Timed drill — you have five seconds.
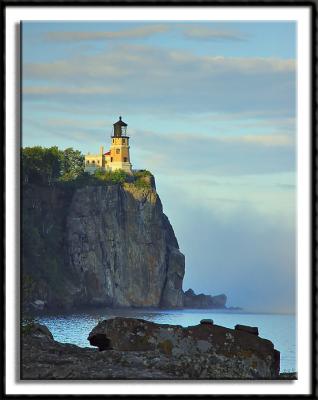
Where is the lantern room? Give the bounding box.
[113,116,128,138]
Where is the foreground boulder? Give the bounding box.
[183,288,227,308]
[88,317,280,379]
[21,320,282,380]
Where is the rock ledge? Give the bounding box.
[21,320,283,380]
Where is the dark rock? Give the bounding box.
[211,294,227,307]
[31,300,46,311]
[185,288,195,296]
[22,182,185,310]
[200,319,214,325]
[235,324,259,336]
[278,372,297,380]
[25,323,54,340]
[160,248,185,308]
[22,321,281,380]
[22,326,172,379]
[87,317,280,379]
[183,288,227,309]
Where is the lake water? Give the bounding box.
[37,308,296,373]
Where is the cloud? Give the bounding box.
[24,46,295,80]
[45,25,169,42]
[23,44,296,117]
[202,55,295,73]
[133,129,295,176]
[23,116,105,145]
[23,58,124,79]
[195,111,295,123]
[220,134,294,146]
[45,117,108,129]
[23,86,120,95]
[184,26,248,41]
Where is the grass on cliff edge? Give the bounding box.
[63,170,153,189]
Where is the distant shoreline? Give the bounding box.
[25,305,300,318]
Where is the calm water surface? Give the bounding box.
[37,308,296,373]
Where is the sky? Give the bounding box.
[22,21,296,313]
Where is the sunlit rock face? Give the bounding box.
[66,182,185,308]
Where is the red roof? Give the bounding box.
[104,151,111,156]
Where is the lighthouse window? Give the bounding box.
[97,160,99,164]
[124,157,127,162]
[111,157,113,162]
[116,148,120,154]
[92,160,95,164]
[122,139,125,144]
[87,160,89,164]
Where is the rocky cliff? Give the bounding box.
[67,182,185,308]
[183,289,227,308]
[22,176,185,310]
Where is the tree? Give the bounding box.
[60,148,84,180]
[22,146,61,185]
[22,146,85,184]
[43,146,61,185]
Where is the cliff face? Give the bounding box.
[66,183,185,308]
[22,179,185,310]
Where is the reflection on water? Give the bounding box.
[37,308,296,373]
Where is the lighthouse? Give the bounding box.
[84,116,133,175]
[109,116,132,174]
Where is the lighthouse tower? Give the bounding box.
[109,116,132,174]
[84,116,133,175]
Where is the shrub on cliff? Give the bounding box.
[133,170,154,189]
[62,171,96,187]
[94,169,130,184]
